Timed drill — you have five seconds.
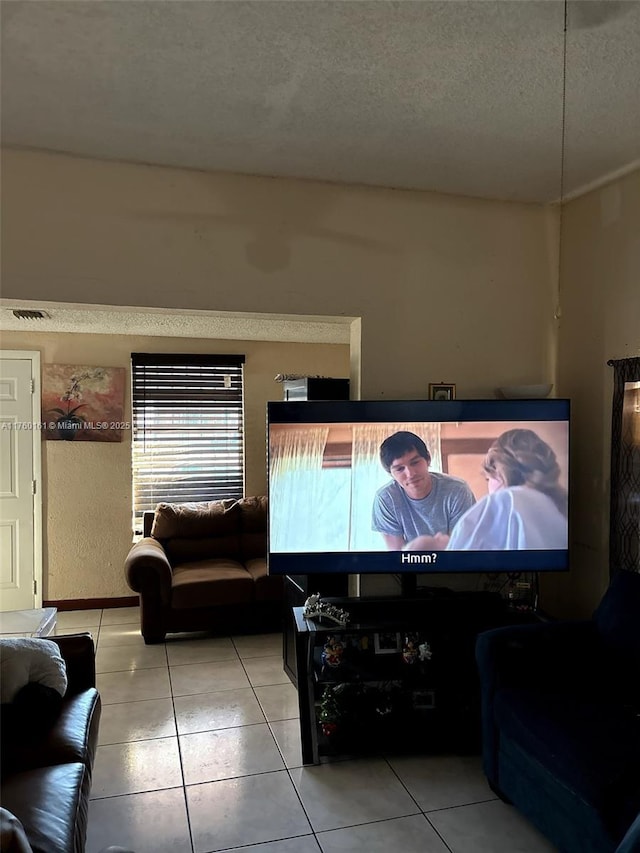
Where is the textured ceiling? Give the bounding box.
[2,0,639,204]
[0,300,353,344]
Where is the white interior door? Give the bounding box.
[0,352,43,611]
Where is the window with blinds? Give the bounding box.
[131,353,245,531]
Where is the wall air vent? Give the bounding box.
[12,309,51,320]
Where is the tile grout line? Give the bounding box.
[92,615,195,851]
[233,636,321,847]
[173,636,294,850]
[165,641,198,853]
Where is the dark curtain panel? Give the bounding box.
[608,357,640,575]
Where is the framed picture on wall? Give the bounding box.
[42,364,126,442]
[429,383,456,401]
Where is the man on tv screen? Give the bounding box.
[372,430,475,550]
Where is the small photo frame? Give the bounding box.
[429,383,456,401]
[412,689,436,710]
[373,631,402,654]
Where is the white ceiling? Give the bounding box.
[2,2,638,344]
[2,0,639,204]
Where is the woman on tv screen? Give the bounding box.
[406,428,568,552]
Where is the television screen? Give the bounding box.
[267,399,570,574]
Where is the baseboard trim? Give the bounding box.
[44,596,138,611]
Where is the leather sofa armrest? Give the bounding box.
[50,633,96,694]
[124,537,173,606]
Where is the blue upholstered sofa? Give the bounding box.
[476,569,640,853]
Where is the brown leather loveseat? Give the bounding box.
[0,633,101,853]
[125,496,283,643]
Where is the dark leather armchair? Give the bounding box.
[125,497,283,643]
[0,633,101,853]
[476,569,640,853]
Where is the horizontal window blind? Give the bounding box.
[131,353,245,530]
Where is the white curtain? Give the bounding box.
[349,422,442,551]
[269,426,350,552]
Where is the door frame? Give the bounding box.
[1,350,43,607]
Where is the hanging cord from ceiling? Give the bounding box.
[554,0,568,322]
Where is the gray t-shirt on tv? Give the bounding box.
[372,472,476,544]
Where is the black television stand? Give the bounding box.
[400,572,418,598]
[293,591,511,764]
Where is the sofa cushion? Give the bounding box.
[0,762,90,853]
[2,689,100,777]
[0,638,68,704]
[152,500,238,539]
[152,501,242,563]
[494,687,640,837]
[245,558,283,602]
[165,535,242,566]
[171,560,254,608]
[238,496,268,561]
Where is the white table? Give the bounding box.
[0,607,57,638]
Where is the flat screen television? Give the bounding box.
[267,398,570,575]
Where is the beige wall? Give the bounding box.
[2,147,570,606]
[2,149,557,401]
[542,169,640,617]
[0,329,349,600]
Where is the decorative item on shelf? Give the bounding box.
[321,635,345,670]
[318,686,341,736]
[402,633,420,665]
[418,641,433,662]
[429,382,456,401]
[303,594,349,626]
[374,692,394,717]
[344,633,369,659]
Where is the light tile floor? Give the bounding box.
[56,607,558,853]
